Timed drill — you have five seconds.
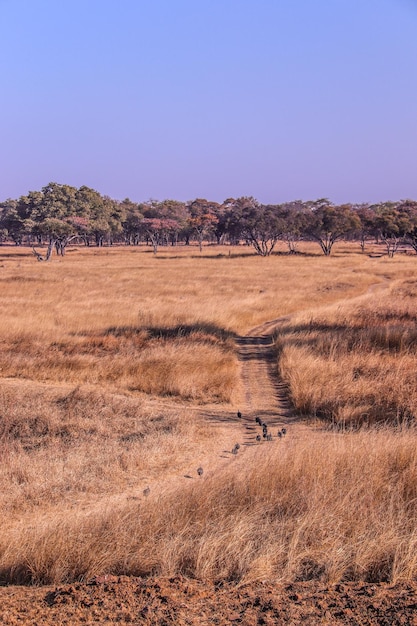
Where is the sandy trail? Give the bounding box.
[184,315,301,486]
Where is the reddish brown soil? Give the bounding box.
[1,576,417,625]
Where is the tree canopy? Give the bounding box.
[1,183,417,258]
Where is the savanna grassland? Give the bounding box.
[1,240,417,606]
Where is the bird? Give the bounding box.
[266,434,273,441]
[256,434,261,442]
[143,486,150,497]
[234,443,240,450]
[232,443,240,455]
[237,410,242,419]
[255,417,262,426]
[277,431,282,439]
[197,467,203,476]
[262,424,268,435]
[281,427,287,436]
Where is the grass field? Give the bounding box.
[276,280,417,427]
[1,242,417,585]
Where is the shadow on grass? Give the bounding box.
[154,251,256,260]
[154,250,321,260]
[103,322,238,342]
[276,319,417,353]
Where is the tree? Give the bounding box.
[121,199,144,245]
[32,217,76,259]
[141,217,179,254]
[187,199,220,252]
[141,200,186,252]
[74,186,103,245]
[0,199,28,245]
[372,202,411,257]
[84,191,116,246]
[156,200,188,246]
[278,201,309,254]
[354,204,376,253]
[398,200,417,254]
[221,198,242,245]
[232,197,283,256]
[212,202,230,245]
[106,196,125,244]
[18,183,78,257]
[304,200,361,256]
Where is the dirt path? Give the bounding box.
[196,277,392,477]
[186,315,302,485]
[237,317,297,425]
[93,316,298,508]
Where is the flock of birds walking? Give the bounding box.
[254,415,287,441]
[196,410,287,478]
[143,410,288,493]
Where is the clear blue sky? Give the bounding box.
[1,0,416,205]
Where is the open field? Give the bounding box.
[1,242,417,622]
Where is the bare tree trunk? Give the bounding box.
[32,241,54,261]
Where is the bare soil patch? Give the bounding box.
[1,576,417,625]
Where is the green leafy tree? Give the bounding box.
[372,202,412,257]
[354,204,377,253]
[275,201,309,254]
[397,200,417,254]
[304,200,361,256]
[0,199,27,244]
[16,183,78,257]
[85,192,117,246]
[232,197,283,256]
[121,199,144,245]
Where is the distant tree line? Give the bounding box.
[1,182,417,258]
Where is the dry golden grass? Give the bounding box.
[276,279,417,426]
[0,243,381,401]
[0,242,386,336]
[0,383,209,520]
[3,428,417,585]
[1,242,417,586]
[0,326,237,402]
